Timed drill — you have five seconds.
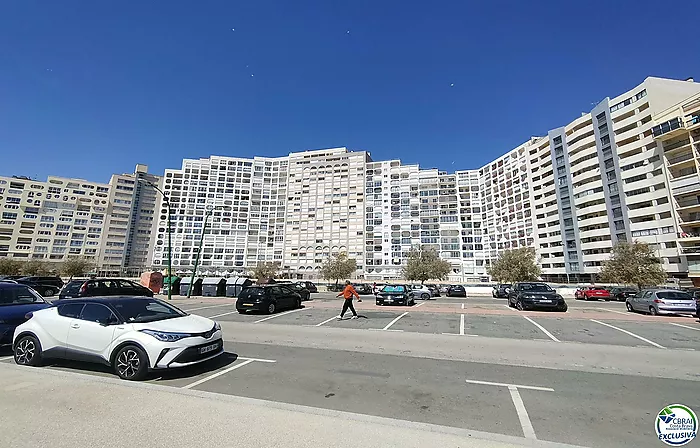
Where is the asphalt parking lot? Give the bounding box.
[2,293,699,448]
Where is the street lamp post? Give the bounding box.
[188,205,214,298]
[138,178,172,301]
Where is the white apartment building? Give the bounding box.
[99,164,161,276]
[0,175,111,265]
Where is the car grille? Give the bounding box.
[171,339,223,364]
[191,324,218,340]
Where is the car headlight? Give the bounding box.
[214,322,221,332]
[140,329,192,342]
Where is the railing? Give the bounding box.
[653,117,683,137]
[664,138,691,152]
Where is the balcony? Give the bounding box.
[653,117,685,141]
[670,174,700,195]
[688,260,700,276]
[666,150,696,167]
[664,138,692,154]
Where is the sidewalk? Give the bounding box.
[0,363,586,448]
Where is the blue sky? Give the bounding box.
[1,0,698,182]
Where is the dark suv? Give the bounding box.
[18,276,64,289]
[59,278,154,299]
[508,282,567,312]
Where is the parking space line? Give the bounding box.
[590,319,666,349]
[508,386,537,440]
[460,314,465,336]
[183,303,236,312]
[670,323,700,332]
[521,316,560,342]
[382,312,408,330]
[254,308,304,323]
[237,357,277,363]
[0,356,14,362]
[465,379,554,392]
[208,310,242,319]
[461,303,465,310]
[315,316,339,327]
[596,308,628,315]
[413,301,427,308]
[181,359,255,389]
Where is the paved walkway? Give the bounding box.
[0,363,586,448]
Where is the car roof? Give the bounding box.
[53,296,157,305]
[0,282,30,288]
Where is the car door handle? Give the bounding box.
[70,323,80,329]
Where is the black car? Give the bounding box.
[446,285,467,297]
[352,283,373,295]
[13,278,62,298]
[59,278,154,299]
[287,283,311,301]
[492,284,511,298]
[375,284,415,306]
[236,285,303,314]
[18,276,64,289]
[508,282,567,312]
[327,283,345,292]
[296,281,318,293]
[0,283,51,345]
[425,284,441,297]
[608,287,638,302]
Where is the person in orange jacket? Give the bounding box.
[336,280,361,319]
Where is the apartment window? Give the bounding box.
[610,194,621,205]
[614,220,625,231]
[601,135,610,146]
[606,171,616,181]
[569,262,580,272]
[612,207,622,218]
[553,136,562,145]
[604,158,614,170]
[616,233,627,242]
[558,177,567,186]
[563,218,573,227]
[557,166,566,175]
[556,156,565,166]
[562,206,572,217]
[608,182,618,194]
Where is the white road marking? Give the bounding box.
[382,312,408,330]
[181,359,255,389]
[208,310,242,319]
[521,316,560,342]
[464,379,554,392]
[0,356,14,362]
[509,386,537,440]
[413,301,427,308]
[670,322,700,332]
[183,303,236,312]
[237,357,277,363]
[460,314,465,336]
[315,316,339,327]
[596,307,628,315]
[254,307,305,323]
[590,319,665,349]
[4,381,34,391]
[461,303,465,310]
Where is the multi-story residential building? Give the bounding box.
[99,164,161,276]
[0,175,111,265]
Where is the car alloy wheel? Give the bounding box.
[626,302,633,312]
[516,300,524,311]
[267,303,276,314]
[649,306,658,316]
[14,335,41,366]
[116,349,141,379]
[421,293,430,300]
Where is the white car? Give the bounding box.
[13,297,223,381]
[410,285,433,300]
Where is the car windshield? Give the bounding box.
[521,284,552,292]
[657,291,693,300]
[382,286,405,293]
[111,299,186,323]
[0,285,46,305]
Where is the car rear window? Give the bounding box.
[242,287,267,296]
[657,292,693,300]
[62,281,84,294]
[383,285,405,292]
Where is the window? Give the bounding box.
[80,303,117,325]
[0,285,45,305]
[58,303,85,318]
[608,183,618,193]
[614,220,625,231]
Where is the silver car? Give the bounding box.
[626,289,696,316]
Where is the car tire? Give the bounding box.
[421,293,430,300]
[492,292,497,298]
[14,334,43,367]
[113,345,148,381]
[296,298,302,309]
[626,302,633,312]
[508,299,515,308]
[649,306,658,316]
[238,309,246,314]
[516,300,524,311]
[558,303,568,312]
[267,303,276,314]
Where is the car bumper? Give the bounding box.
[522,300,565,309]
[376,297,409,305]
[448,292,466,297]
[236,301,266,311]
[148,334,225,369]
[0,325,15,345]
[656,306,697,315]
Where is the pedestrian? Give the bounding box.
[336,280,361,320]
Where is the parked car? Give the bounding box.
[236,285,303,314]
[59,278,154,299]
[376,285,415,306]
[508,282,567,312]
[574,286,611,301]
[0,283,52,345]
[327,283,345,292]
[492,284,511,298]
[18,276,64,290]
[10,277,62,297]
[288,283,311,301]
[446,285,467,297]
[296,281,317,293]
[608,287,638,302]
[352,283,373,295]
[626,289,696,316]
[439,285,450,294]
[13,297,223,381]
[425,284,441,297]
[410,285,434,300]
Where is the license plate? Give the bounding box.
[242,303,254,307]
[539,299,552,303]
[200,343,219,354]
